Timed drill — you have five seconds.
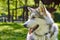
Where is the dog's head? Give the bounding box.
[23,1,48,28]
[23,7,40,28]
[23,2,51,35]
[23,6,47,28]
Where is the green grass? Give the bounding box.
[0,22,60,40]
[0,22,28,40]
[57,23,60,40]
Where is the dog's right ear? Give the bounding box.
[27,7,35,12]
[36,1,45,12]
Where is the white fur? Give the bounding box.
[43,8,54,25]
[27,33,34,40]
[46,23,58,40]
[41,7,58,40]
[24,7,58,40]
[25,18,49,40]
[24,10,49,40]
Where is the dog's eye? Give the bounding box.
[32,16,35,19]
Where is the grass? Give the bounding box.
[0,22,28,40]
[57,23,60,40]
[0,22,60,40]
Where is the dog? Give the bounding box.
[24,7,49,40]
[23,1,58,40]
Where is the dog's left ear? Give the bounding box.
[27,7,35,12]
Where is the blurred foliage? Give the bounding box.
[54,12,60,22]
[0,0,60,21]
[0,0,35,17]
[0,0,60,16]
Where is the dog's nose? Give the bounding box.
[23,24,27,28]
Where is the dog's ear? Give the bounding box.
[39,1,45,12]
[36,6,45,13]
[36,1,45,12]
[36,1,47,16]
[27,7,35,12]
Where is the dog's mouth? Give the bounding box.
[32,24,39,31]
[29,24,39,34]
[30,25,39,31]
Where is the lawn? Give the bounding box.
[0,22,28,40]
[0,22,60,40]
